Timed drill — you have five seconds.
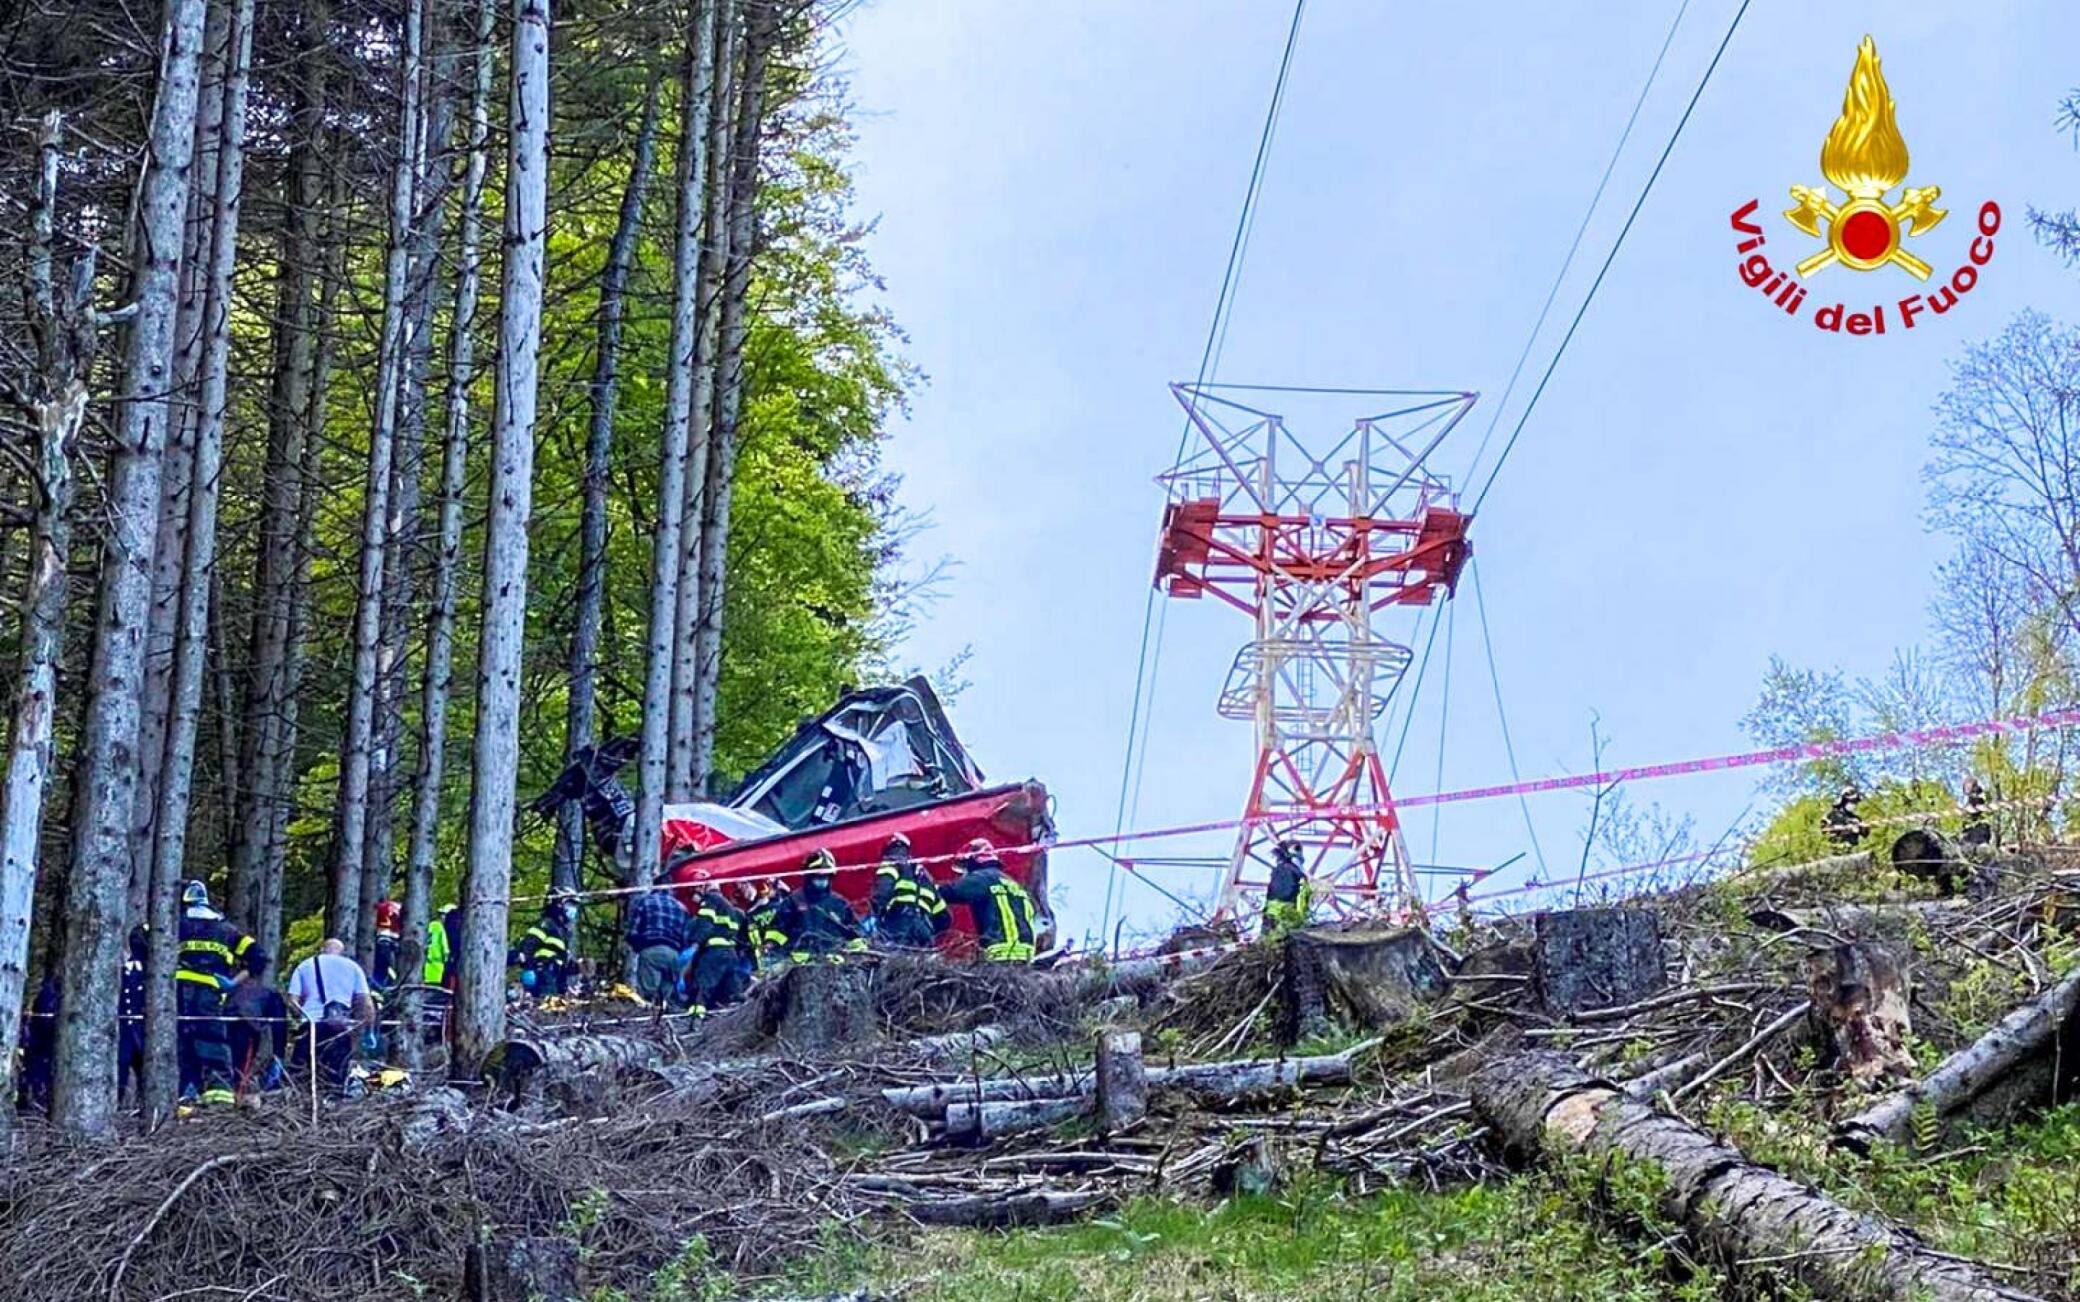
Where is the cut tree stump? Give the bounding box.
[1469,1050,2040,1301]
[1891,828,1968,896]
[1094,1030,1147,1131]
[1281,927,1447,1042]
[1532,908,1665,1016]
[1808,941,1914,1087]
[768,961,878,1052]
[1837,967,2080,1153]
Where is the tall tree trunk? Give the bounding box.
[690,0,777,794]
[362,70,455,966]
[402,0,492,1061]
[144,0,253,1124]
[670,0,736,798]
[0,115,96,1132]
[132,0,229,917]
[331,0,427,955]
[633,1,721,897]
[455,0,547,1079]
[52,0,208,1139]
[554,69,664,893]
[230,0,329,932]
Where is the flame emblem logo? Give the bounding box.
[1784,35,1946,279]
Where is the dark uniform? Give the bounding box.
[16,974,58,1113]
[1822,789,1868,849]
[788,876,865,961]
[1960,780,1993,850]
[177,902,264,1104]
[119,927,147,1101]
[682,890,750,1013]
[873,852,951,951]
[942,860,1039,962]
[748,885,793,969]
[227,974,290,1092]
[1262,844,1313,936]
[510,903,574,996]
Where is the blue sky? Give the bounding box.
[833,1,2080,945]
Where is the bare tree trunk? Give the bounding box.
[52,0,208,1139]
[689,0,777,793]
[131,0,229,918]
[633,2,721,892]
[554,69,663,894]
[145,0,253,1124]
[455,0,548,1079]
[0,115,97,1131]
[669,0,736,797]
[362,66,455,966]
[402,0,493,1060]
[332,0,428,956]
[230,0,329,932]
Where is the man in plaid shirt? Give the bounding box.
[624,886,691,1005]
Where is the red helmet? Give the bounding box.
[958,837,999,872]
[374,899,402,935]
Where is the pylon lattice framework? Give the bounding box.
[1152,383,1477,920]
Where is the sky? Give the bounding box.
[830,1,2080,946]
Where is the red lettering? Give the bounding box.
[1899,295,1926,328]
[1971,234,1994,266]
[1731,199,1763,235]
[1978,201,2001,236]
[1952,264,1978,294]
[1847,312,1873,335]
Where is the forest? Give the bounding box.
[0,0,912,1137]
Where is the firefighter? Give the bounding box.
[872,833,950,951]
[791,850,866,961]
[941,838,1038,963]
[747,879,794,969]
[1262,841,1313,937]
[118,925,147,1102]
[1822,785,1868,849]
[16,971,58,1113]
[177,879,265,1105]
[370,898,402,991]
[682,888,750,1014]
[510,893,577,997]
[1960,777,1993,850]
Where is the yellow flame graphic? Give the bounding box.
[1819,36,1910,200]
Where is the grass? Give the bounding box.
[772,1173,1728,1302]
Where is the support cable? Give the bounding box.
[1469,555,1549,877]
[1470,0,1751,515]
[1461,0,1695,488]
[1102,0,1308,938]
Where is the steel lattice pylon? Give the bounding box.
[1152,383,1477,921]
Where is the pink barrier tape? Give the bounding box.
[504,704,2080,907]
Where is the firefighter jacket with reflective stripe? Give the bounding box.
[874,860,950,946]
[178,908,258,988]
[941,867,1037,960]
[748,891,792,951]
[687,895,748,953]
[512,914,572,973]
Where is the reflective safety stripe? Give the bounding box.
[181,940,234,962]
[176,970,225,987]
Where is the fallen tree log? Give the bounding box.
[1837,968,2080,1154]
[895,1042,1370,1120]
[483,1034,666,1096]
[1469,1050,2039,1301]
[937,1044,1368,1139]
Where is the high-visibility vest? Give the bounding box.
[423,920,451,985]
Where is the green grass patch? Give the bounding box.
[783,1174,1724,1301]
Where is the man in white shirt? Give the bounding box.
[286,939,376,1091]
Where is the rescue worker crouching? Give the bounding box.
[788,850,867,962]
[1261,840,1313,937]
[510,892,577,997]
[680,887,750,1014]
[872,832,950,952]
[177,879,267,1105]
[940,838,1038,962]
[746,880,794,971]
[624,885,692,1005]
